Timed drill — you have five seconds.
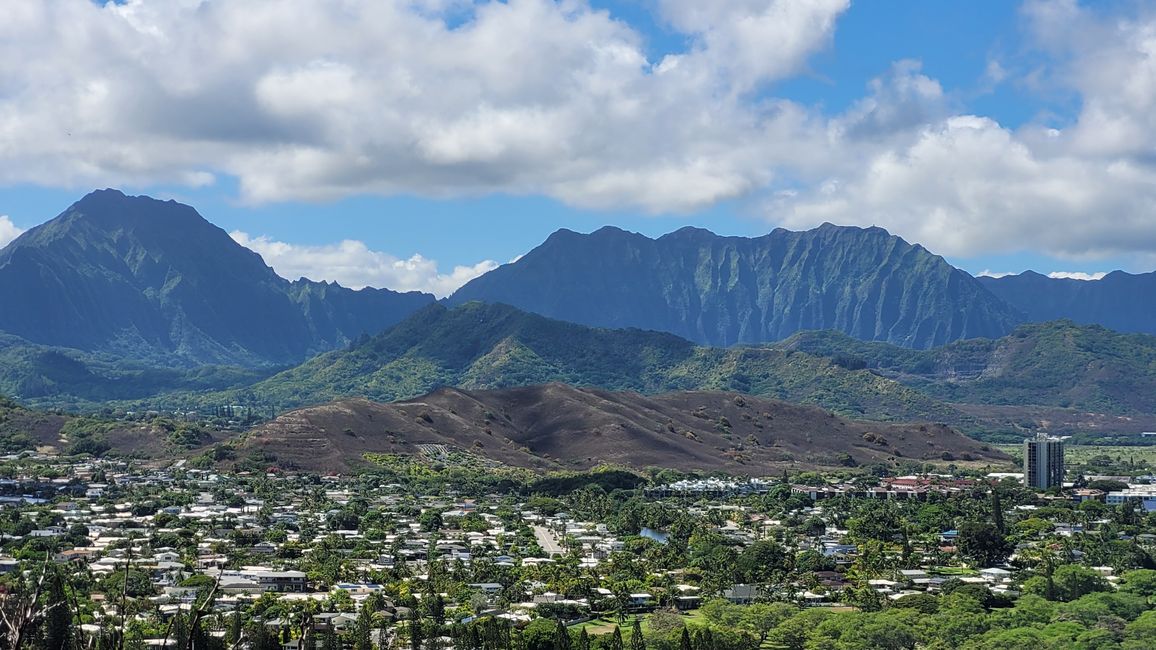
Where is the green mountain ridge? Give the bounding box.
[779,320,1156,416]
[448,223,1023,349]
[235,302,966,425]
[201,306,1156,443]
[0,331,273,407]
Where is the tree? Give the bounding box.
[607,626,624,650]
[737,541,789,582]
[553,620,572,650]
[409,620,423,650]
[768,610,831,650]
[41,571,71,650]
[956,522,1013,568]
[522,618,557,650]
[699,599,743,629]
[1052,565,1111,602]
[1,559,55,650]
[679,627,691,650]
[102,569,155,598]
[1124,610,1156,649]
[419,510,444,532]
[227,610,243,647]
[1023,564,1110,602]
[353,604,374,650]
[249,625,282,650]
[692,628,713,650]
[991,489,1005,535]
[578,628,591,650]
[741,603,796,644]
[629,619,645,650]
[1121,569,1156,598]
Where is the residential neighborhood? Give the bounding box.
[2,449,1156,649]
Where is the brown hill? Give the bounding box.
[240,384,1008,474]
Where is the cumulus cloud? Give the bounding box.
[771,3,1156,263]
[0,216,23,249]
[2,0,1156,268]
[229,231,497,297]
[0,0,846,213]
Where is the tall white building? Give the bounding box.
[1024,433,1065,489]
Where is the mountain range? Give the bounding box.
[3,190,1154,373]
[217,303,1156,441]
[979,271,1156,335]
[449,224,1021,349]
[0,190,1154,446]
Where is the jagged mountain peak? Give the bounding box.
[449,223,1021,348]
[0,190,434,367]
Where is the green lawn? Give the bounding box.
[570,610,706,636]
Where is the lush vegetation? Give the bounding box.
[0,332,274,411]
[209,303,959,426]
[782,321,1156,416]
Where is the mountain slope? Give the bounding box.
[0,394,224,457]
[240,384,1006,474]
[0,190,434,366]
[448,224,1022,349]
[0,331,271,408]
[240,302,964,424]
[979,271,1156,336]
[780,321,1156,436]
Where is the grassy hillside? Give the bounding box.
[235,302,963,425]
[781,320,1156,417]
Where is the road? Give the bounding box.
[532,525,565,556]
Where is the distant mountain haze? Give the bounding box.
[979,271,1156,336]
[0,190,434,366]
[449,224,1023,348]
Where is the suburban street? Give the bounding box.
[532,525,565,556]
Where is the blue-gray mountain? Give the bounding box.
[979,271,1156,336]
[0,190,434,367]
[448,224,1023,349]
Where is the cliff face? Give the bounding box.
[450,223,1022,348]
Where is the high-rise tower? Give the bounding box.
[1024,433,1065,489]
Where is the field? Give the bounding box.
[997,443,1156,474]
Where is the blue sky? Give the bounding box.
[1,0,1153,294]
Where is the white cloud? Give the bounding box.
[0,0,846,214]
[0,216,23,249]
[657,0,850,92]
[977,270,1014,279]
[769,4,1156,264]
[2,0,1156,268]
[1047,271,1107,281]
[229,231,496,297]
